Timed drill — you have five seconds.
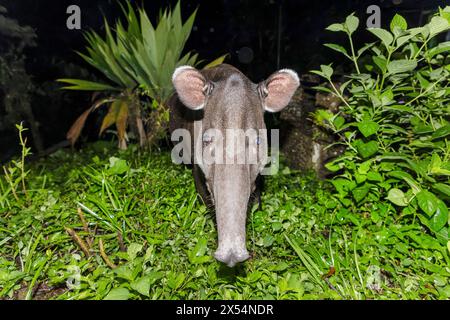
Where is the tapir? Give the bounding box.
[169,64,299,267]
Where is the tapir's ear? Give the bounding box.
[172,66,207,110]
[259,69,300,112]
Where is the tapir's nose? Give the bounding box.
[214,246,250,267]
[213,164,251,267]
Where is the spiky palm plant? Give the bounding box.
[58,1,224,149]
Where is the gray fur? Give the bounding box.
[169,64,298,267]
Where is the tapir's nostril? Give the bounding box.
[214,248,250,267]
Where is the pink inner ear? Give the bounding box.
[173,67,206,109]
[265,71,299,112]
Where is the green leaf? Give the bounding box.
[427,41,450,58]
[431,168,450,176]
[108,157,130,175]
[429,200,448,232]
[357,120,379,137]
[396,35,415,47]
[372,56,387,72]
[386,170,421,194]
[314,109,333,123]
[387,188,409,206]
[312,65,334,79]
[57,79,119,91]
[263,235,275,247]
[345,14,359,34]
[167,272,185,290]
[285,235,324,289]
[432,125,450,140]
[367,171,383,182]
[130,276,151,296]
[352,185,370,202]
[416,72,430,89]
[390,14,408,32]
[429,153,442,174]
[133,271,163,294]
[127,243,143,261]
[355,140,378,158]
[246,271,263,283]
[387,59,417,74]
[321,64,333,79]
[333,116,345,130]
[428,16,450,37]
[439,6,450,22]
[416,190,439,217]
[433,183,450,197]
[325,160,343,172]
[408,233,443,250]
[326,23,345,32]
[104,287,131,300]
[413,123,434,134]
[358,43,374,57]
[113,265,134,281]
[324,43,349,57]
[188,238,211,264]
[203,53,229,69]
[368,28,394,48]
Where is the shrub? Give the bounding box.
[58,1,225,149]
[312,7,450,243]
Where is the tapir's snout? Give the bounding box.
[211,164,251,267]
[214,244,250,267]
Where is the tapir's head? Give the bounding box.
[172,64,299,267]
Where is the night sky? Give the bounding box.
[4,0,444,78]
[0,0,446,159]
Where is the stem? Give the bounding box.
[19,136,28,199]
[405,75,446,106]
[413,38,429,60]
[348,33,360,74]
[379,49,392,91]
[329,79,352,110]
[65,227,91,257]
[3,166,19,202]
[99,239,117,269]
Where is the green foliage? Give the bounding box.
[58,1,198,102]
[1,142,450,299]
[57,1,222,149]
[313,8,450,244]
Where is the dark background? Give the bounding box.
[0,0,446,161]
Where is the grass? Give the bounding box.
[0,140,449,300]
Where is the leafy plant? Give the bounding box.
[312,8,450,244]
[1,123,32,207]
[58,1,226,149]
[2,140,450,299]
